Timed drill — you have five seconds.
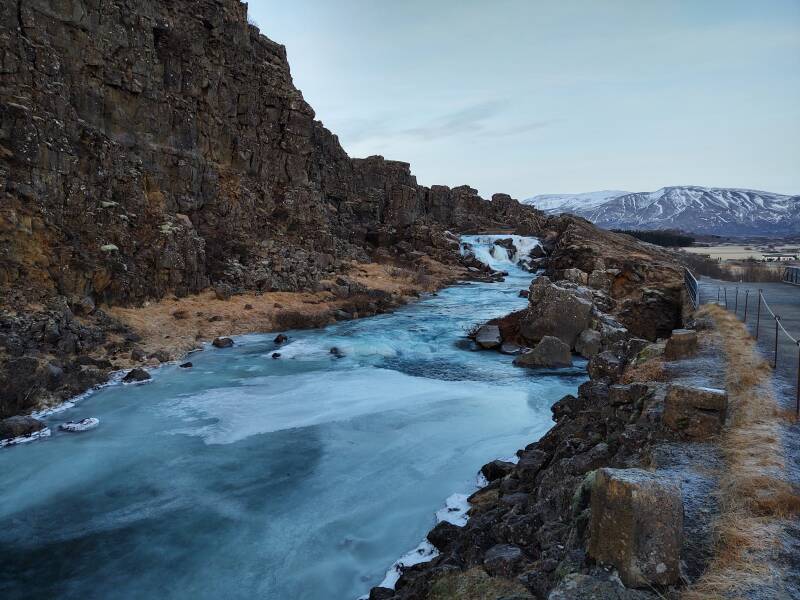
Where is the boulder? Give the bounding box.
[587,351,624,381]
[664,329,698,360]
[274,333,288,344]
[368,588,395,600]
[588,468,683,588]
[474,324,502,349]
[212,337,234,348]
[663,384,727,438]
[520,278,593,348]
[481,459,516,482]
[426,520,461,552]
[122,367,151,383]
[608,383,649,406]
[575,329,602,358]
[514,336,572,368]
[179,362,193,368]
[482,543,527,577]
[516,449,549,480]
[214,283,233,300]
[0,416,46,440]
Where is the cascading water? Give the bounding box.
[0,236,584,600]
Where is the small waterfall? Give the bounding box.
[460,234,541,272]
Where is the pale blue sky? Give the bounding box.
[247,0,800,198]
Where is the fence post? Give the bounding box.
[755,290,762,340]
[734,288,739,314]
[743,290,749,322]
[717,287,720,303]
[774,316,780,369]
[724,287,728,309]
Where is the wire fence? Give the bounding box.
[711,282,800,416]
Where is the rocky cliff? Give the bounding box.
[1,0,544,306]
[0,0,544,416]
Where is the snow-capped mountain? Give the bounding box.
[524,186,800,235]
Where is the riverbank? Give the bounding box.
[107,258,468,369]
[368,262,800,599]
[0,255,481,423]
[0,235,580,600]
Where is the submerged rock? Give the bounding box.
[179,362,193,368]
[500,342,522,355]
[59,417,100,432]
[122,368,151,383]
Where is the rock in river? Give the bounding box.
[474,324,502,349]
[513,336,572,368]
[122,368,151,383]
[212,337,234,348]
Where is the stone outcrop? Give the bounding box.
[538,217,683,340]
[519,277,593,348]
[663,384,728,439]
[588,468,683,588]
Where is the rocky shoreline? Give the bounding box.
[0,248,510,437]
[363,227,739,599]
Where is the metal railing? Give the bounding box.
[684,267,699,309]
[714,283,800,416]
[783,266,800,286]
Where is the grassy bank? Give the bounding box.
[684,305,800,598]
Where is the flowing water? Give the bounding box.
[0,235,585,600]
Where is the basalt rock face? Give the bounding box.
[0,0,544,416]
[0,0,544,309]
[538,216,683,341]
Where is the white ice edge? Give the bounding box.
[2,368,130,448]
[0,427,51,448]
[360,453,520,597]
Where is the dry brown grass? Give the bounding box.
[621,357,667,384]
[683,304,800,599]
[110,258,463,361]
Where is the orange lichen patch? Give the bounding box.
[683,304,800,599]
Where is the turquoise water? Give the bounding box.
[0,236,584,599]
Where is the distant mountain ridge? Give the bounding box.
[524,186,800,235]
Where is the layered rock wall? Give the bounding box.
[0,0,542,308]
